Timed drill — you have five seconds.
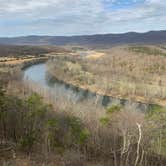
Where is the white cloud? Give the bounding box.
[0,0,165,36]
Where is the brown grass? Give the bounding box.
[85,51,105,59]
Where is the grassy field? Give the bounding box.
[47,45,166,106]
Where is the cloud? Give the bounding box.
[0,0,165,36]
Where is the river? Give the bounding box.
[23,63,97,103]
[23,63,149,111]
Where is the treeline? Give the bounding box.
[0,91,89,159]
[46,48,166,105]
[128,45,166,57]
[0,67,22,86]
[0,45,67,57]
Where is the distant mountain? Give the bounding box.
[0,30,166,46]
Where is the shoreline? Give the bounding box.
[46,69,163,111]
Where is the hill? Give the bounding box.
[0,45,67,57]
[0,30,166,46]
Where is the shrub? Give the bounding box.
[106,104,121,114]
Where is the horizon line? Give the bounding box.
[0,30,166,38]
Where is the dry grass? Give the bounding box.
[85,51,105,59]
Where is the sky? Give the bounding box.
[0,0,165,37]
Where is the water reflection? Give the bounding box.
[23,63,98,103]
[23,63,149,111]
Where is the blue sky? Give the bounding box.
[103,0,145,10]
[0,0,165,37]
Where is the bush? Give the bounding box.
[106,104,121,114]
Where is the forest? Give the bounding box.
[0,45,166,165]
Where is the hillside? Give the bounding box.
[0,45,68,57]
[0,31,166,46]
[46,45,166,106]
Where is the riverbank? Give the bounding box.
[0,56,48,68]
[46,69,150,111]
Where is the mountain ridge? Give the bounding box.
[0,30,166,46]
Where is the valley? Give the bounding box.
[0,43,166,165]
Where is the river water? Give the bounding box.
[23,63,96,103]
[24,63,48,86]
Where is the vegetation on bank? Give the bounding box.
[47,46,166,106]
[47,55,95,86]
[0,45,68,57]
[0,44,70,69]
[128,45,166,57]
